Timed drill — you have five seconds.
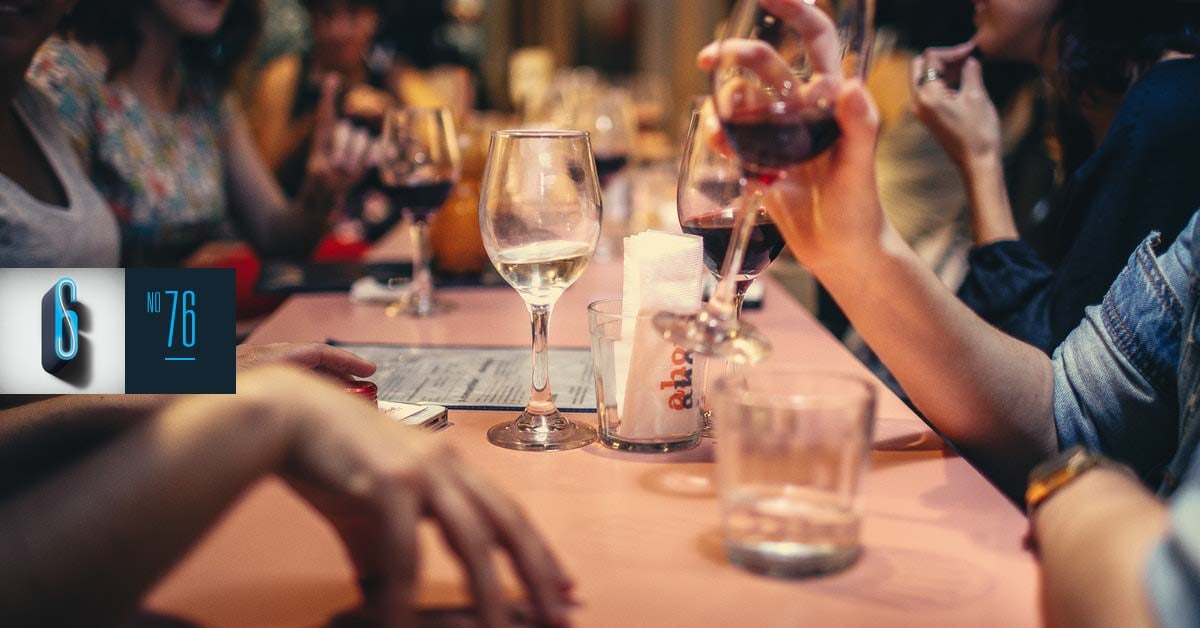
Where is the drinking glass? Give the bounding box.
[714,368,876,577]
[653,100,782,364]
[479,130,602,451]
[378,108,461,316]
[575,87,637,186]
[711,0,875,180]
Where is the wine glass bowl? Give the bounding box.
[479,130,601,451]
[712,0,875,178]
[378,108,461,316]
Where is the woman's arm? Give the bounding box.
[1033,468,1167,628]
[224,78,373,260]
[0,366,572,628]
[704,0,1059,496]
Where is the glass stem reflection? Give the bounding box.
[523,302,562,424]
[707,192,760,322]
[408,211,434,315]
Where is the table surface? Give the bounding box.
[144,251,1040,627]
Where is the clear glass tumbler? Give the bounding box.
[587,298,704,453]
[713,368,876,577]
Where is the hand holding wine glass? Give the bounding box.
[696,0,884,275]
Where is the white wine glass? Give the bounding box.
[479,130,602,451]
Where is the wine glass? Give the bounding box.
[655,0,875,364]
[712,0,874,179]
[479,130,602,451]
[378,108,461,317]
[576,86,637,186]
[653,100,782,364]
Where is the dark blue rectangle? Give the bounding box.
[125,269,235,393]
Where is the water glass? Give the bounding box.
[713,368,876,577]
[588,298,703,453]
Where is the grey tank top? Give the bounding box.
[0,85,119,267]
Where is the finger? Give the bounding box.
[447,457,573,624]
[380,491,422,628]
[425,473,512,628]
[279,343,378,377]
[333,120,354,163]
[920,41,976,73]
[697,42,719,72]
[346,129,372,170]
[713,38,800,94]
[960,56,986,95]
[314,74,342,153]
[759,0,841,74]
[832,80,879,170]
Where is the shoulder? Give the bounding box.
[26,37,110,114]
[1116,58,1200,143]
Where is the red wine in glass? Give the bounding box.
[594,153,629,185]
[383,180,454,222]
[681,210,785,280]
[721,114,840,176]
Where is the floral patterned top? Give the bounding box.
[27,37,229,266]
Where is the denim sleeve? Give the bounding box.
[1146,455,1200,627]
[958,240,1057,352]
[1051,212,1197,481]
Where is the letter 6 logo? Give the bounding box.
[42,278,80,374]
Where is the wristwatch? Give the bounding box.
[1025,445,1125,514]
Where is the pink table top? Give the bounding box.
[144,259,1039,627]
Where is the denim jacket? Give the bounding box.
[1052,210,1200,625]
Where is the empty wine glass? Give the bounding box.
[479,130,602,451]
[378,108,461,316]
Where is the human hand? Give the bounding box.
[696,0,887,275]
[911,42,1002,170]
[306,75,377,199]
[240,367,574,628]
[236,342,377,380]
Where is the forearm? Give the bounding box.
[0,393,294,626]
[962,152,1019,245]
[225,97,329,260]
[0,395,167,492]
[813,227,1057,495]
[1035,469,1166,628]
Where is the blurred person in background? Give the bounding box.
[0,0,118,267]
[915,0,1200,352]
[26,0,376,267]
[246,0,395,197]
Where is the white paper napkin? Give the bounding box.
[615,231,704,440]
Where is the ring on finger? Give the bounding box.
[917,67,943,87]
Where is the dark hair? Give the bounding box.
[302,0,383,15]
[1050,0,1200,170]
[59,0,261,91]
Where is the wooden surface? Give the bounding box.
[143,256,1039,627]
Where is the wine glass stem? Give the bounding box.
[409,213,434,311]
[708,191,761,318]
[525,302,558,418]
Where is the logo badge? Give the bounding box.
[42,277,80,374]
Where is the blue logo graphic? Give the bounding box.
[42,277,80,374]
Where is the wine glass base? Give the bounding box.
[653,311,772,364]
[385,295,455,318]
[487,411,597,451]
